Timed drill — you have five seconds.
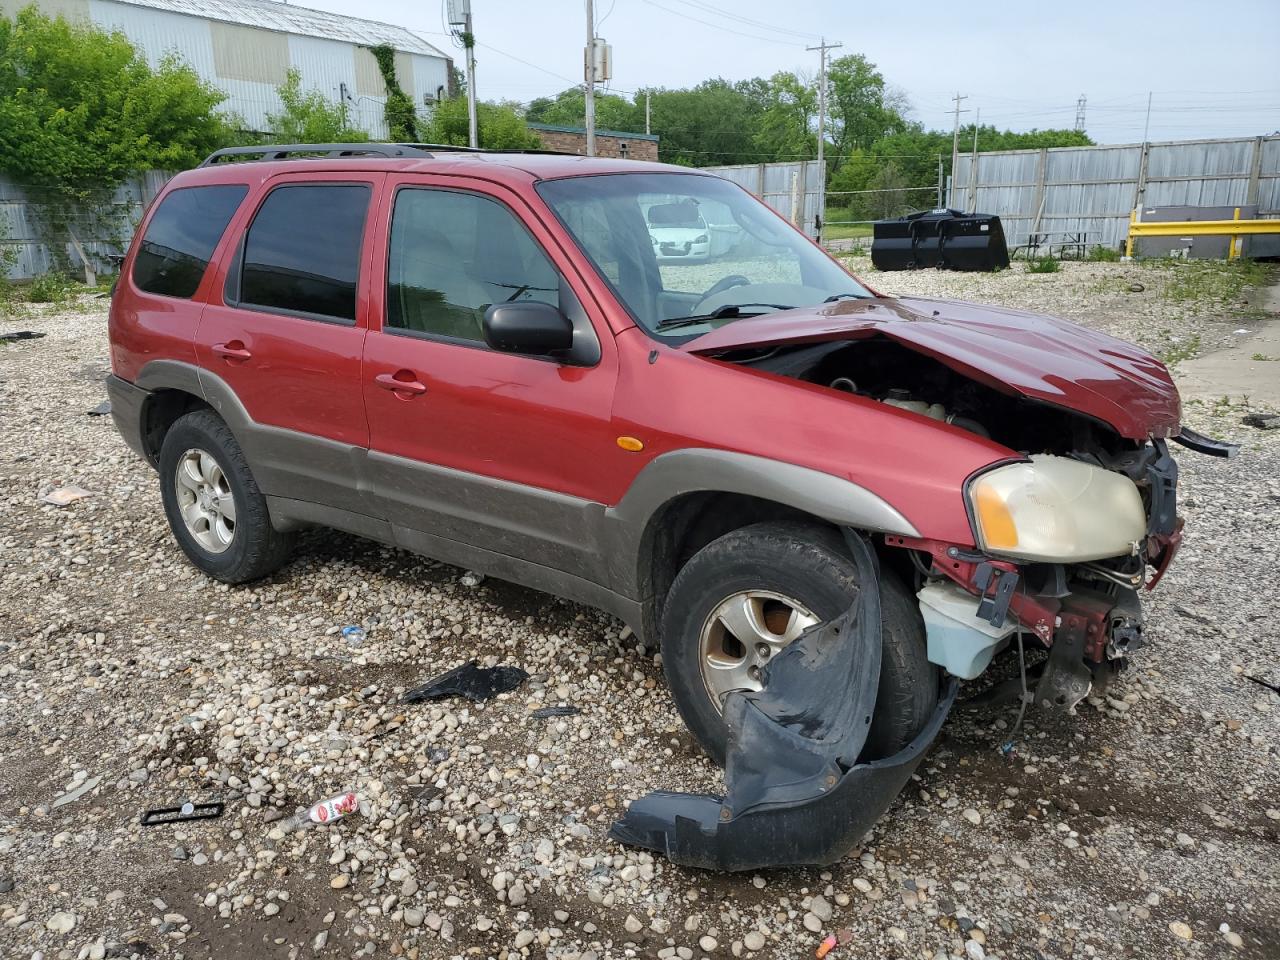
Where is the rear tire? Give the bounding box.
[158,409,293,583]
[660,522,938,767]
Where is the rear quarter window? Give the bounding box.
[132,185,248,299]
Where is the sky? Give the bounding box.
[298,0,1280,144]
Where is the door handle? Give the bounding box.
[375,371,428,397]
[212,341,252,362]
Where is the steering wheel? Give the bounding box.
[700,275,750,301]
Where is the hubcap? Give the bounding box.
[698,590,819,711]
[174,448,236,554]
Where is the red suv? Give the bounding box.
[108,143,1224,868]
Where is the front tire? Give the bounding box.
[158,409,293,583]
[660,522,938,767]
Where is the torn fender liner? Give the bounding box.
[610,533,958,871]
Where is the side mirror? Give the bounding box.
[483,301,575,357]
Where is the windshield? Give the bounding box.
[537,173,871,338]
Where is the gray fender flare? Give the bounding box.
[132,360,365,509]
[602,448,921,599]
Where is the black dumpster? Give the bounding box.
[871,209,1009,272]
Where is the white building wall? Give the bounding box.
[288,34,388,139]
[67,0,442,138]
[409,52,449,113]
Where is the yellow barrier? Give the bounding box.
[1125,207,1280,258]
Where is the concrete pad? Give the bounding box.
[1176,281,1280,407]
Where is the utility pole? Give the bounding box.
[806,37,841,242]
[1142,91,1153,144]
[949,92,969,207]
[1074,94,1087,133]
[464,7,478,148]
[936,155,944,208]
[584,0,596,156]
[645,90,651,136]
[968,108,980,211]
[447,1,478,148]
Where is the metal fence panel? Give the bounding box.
[702,161,823,238]
[951,135,1279,250]
[1,171,172,280]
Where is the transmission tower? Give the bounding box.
[1074,94,1087,133]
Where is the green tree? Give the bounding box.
[825,54,908,170]
[829,122,1096,219]
[266,68,368,143]
[423,96,541,149]
[526,87,642,132]
[752,71,816,160]
[648,79,763,166]
[0,6,235,188]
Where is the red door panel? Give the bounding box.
[195,172,384,506]
[361,174,620,576]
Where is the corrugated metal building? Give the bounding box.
[1,0,453,137]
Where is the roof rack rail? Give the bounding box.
[199,143,449,166]
[200,142,578,166]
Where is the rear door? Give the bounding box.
[360,174,619,582]
[196,173,383,510]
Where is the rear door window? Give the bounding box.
[233,183,371,323]
[132,185,248,298]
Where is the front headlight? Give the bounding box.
[694,234,709,243]
[968,455,1146,562]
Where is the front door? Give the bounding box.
[361,176,619,582]
[196,173,383,509]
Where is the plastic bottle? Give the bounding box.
[277,790,360,833]
[341,626,366,647]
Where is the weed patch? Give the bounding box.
[1159,333,1202,368]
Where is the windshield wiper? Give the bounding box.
[655,302,794,332]
[824,292,871,303]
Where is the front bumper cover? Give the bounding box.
[610,532,957,871]
[610,678,957,871]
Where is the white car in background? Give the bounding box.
[646,200,712,263]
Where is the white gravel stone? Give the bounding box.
[45,912,77,935]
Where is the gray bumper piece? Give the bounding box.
[105,374,152,464]
[610,532,958,871]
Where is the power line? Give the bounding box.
[680,0,823,41]
[638,0,808,47]
[476,42,579,86]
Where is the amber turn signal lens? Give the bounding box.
[973,482,1019,550]
[616,436,645,452]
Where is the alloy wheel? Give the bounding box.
[174,448,236,554]
[698,590,819,710]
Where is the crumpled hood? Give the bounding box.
[683,297,1180,440]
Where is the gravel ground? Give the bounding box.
[1,263,1277,960]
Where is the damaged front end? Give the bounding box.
[612,534,958,871]
[696,322,1237,715]
[894,431,1230,715]
[615,302,1239,871]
